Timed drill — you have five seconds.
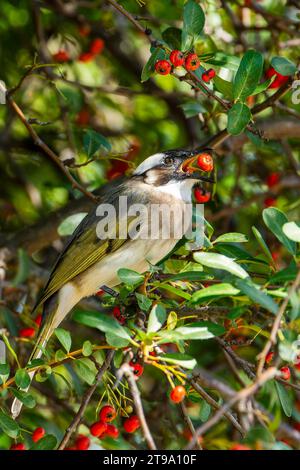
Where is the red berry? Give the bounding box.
[123,415,140,433]
[280,366,291,381]
[185,53,200,71]
[79,52,94,63]
[96,289,104,296]
[53,50,70,63]
[266,67,289,89]
[265,351,274,365]
[230,443,251,450]
[90,421,108,437]
[35,314,42,327]
[169,50,185,67]
[10,442,26,450]
[75,435,90,450]
[19,327,35,338]
[266,172,280,188]
[197,152,214,172]
[32,427,46,443]
[264,197,277,208]
[155,60,172,75]
[99,405,117,423]
[202,73,210,83]
[89,38,104,55]
[129,361,144,377]
[170,385,186,403]
[207,68,216,79]
[194,187,211,203]
[76,109,90,126]
[104,424,119,439]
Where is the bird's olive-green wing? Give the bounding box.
[36,216,135,307]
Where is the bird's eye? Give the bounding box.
[164,156,174,165]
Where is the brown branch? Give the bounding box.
[186,367,278,449]
[256,267,300,376]
[58,349,114,450]
[117,363,157,450]
[188,378,245,436]
[180,401,202,450]
[5,93,97,203]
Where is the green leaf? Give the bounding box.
[141,48,167,82]
[179,101,206,118]
[199,400,211,422]
[54,328,72,353]
[82,340,93,357]
[12,249,30,286]
[269,264,298,284]
[233,50,264,102]
[73,310,131,341]
[157,283,191,300]
[162,27,182,50]
[214,232,248,244]
[15,368,30,389]
[83,130,111,158]
[206,52,240,71]
[190,283,240,304]
[73,358,97,385]
[147,304,166,333]
[0,411,20,438]
[182,0,205,51]
[117,268,144,286]
[191,321,226,336]
[213,75,233,99]
[161,353,197,370]
[57,213,87,237]
[263,208,297,255]
[271,56,296,76]
[234,278,278,314]
[0,363,10,376]
[282,221,300,242]
[227,102,251,135]
[167,271,213,282]
[167,311,177,330]
[135,293,152,312]
[105,332,129,348]
[252,78,273,95]
[193,251,248,279]
[252,226,274,264]
[11,388,36,408]
[275,381,293,417]
[158,326,213,343]
[31,435,57,450]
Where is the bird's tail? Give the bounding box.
[11,321,54,419]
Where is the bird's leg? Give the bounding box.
[100,285,119,298]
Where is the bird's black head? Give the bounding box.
[132,148,215,187]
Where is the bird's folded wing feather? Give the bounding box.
[36,213,137,308]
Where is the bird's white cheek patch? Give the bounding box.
[154,179,196,202]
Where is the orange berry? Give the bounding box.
[99,405,117,423]
[170,385,186,403]
[197,152,214,172]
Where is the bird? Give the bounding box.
[11,148,214,418]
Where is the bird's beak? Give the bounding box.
[180,154,215,183]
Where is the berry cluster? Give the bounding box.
[154,50,216,82]
[63,405,141,450]
[52,36,104,64]
[10,427,46,450]
[193,152,214,203]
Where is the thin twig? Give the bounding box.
[117,363,157,450]
[186,367,278,449]
[257,267,300,376]
[58,350,114,450]
[5,92,97,203]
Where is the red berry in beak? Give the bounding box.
[197,153,214,172]
[194,187,211,203]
